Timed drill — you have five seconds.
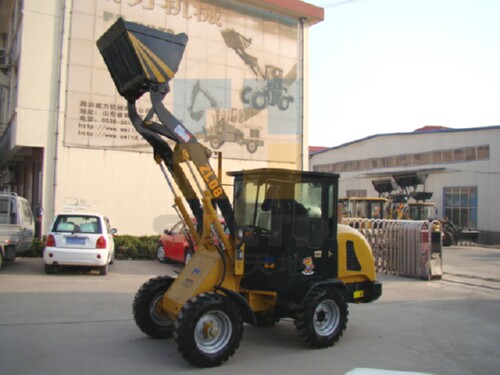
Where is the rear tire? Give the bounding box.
[99,263,108,276]
[294,288,348,348]
[175,292,243,367]
[133,276,175,339]
[44,264,55,274]
[277,96,290,111]
[246,141,258,154]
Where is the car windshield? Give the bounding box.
[53,215,102,234]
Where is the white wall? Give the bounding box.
[310,127,500,232]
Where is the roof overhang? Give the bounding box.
[359,167,449,179]
[237,0,324,25]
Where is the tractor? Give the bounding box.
[97,18,381,368]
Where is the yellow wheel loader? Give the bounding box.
[97,18,381,368]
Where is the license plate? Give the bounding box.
[66,237,86,245]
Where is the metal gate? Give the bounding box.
[341,218,443,280]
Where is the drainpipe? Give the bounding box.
[298,17,306,170]
[50,0,67,230]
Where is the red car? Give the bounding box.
[156,219,227,264]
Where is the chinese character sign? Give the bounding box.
[65,0,301,163]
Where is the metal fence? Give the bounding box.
[341,218,443,280]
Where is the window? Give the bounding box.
[294,182,323,246]
[328,185,336,239]
[53,215,102,234]
[233,178,283,234]
[443,187,478,229]
[346,189,367,198]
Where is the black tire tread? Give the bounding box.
[294,287,348,348]
[133,276,175,339]
[174,292,243,367]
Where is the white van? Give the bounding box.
[0,193,35,268]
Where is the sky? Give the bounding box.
[306,0,500,147]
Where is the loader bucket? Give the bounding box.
[372,179,397,195]
[411,191,433,202]
[393,172,428,190]
[96,18,188,101]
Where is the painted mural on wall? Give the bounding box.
[64,0,301,163]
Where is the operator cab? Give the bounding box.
[228,168,340,293]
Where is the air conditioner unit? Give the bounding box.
[0,48,8,68]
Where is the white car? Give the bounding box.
[44,213,117,275]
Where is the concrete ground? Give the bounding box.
[0,245,498,375]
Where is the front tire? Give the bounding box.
[250,91,267,110]
[209,136,224,149]
[133,276,175,339]
[175,292,243,367]
[294,288,348,348]
[156,244,166,263]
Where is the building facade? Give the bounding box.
[310,126,500,244]
[0,0,323,235]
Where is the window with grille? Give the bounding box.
[443,187,478,229]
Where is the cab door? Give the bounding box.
[292,181,337,279]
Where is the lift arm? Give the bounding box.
[96,18,236,238]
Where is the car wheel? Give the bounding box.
[156,244,166,263]
[184,248,194,265]
[99,263,108,276]
[294,288,348,348]
[133,276,175,339]
[175,292,243,367]
[44,263,55,274]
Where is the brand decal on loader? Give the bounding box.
[302,257,315,275]
[174,124,192,142]
[264,257,275,269]
[198,164,223,197]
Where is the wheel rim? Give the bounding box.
[247,141,257,153]
[313,300,340,336]
[252,92,267,109]
[194,310,233,354]
[210,138,221,149]
[149,293,172,327]
[157,246,165,261]
[279,97,289,110]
